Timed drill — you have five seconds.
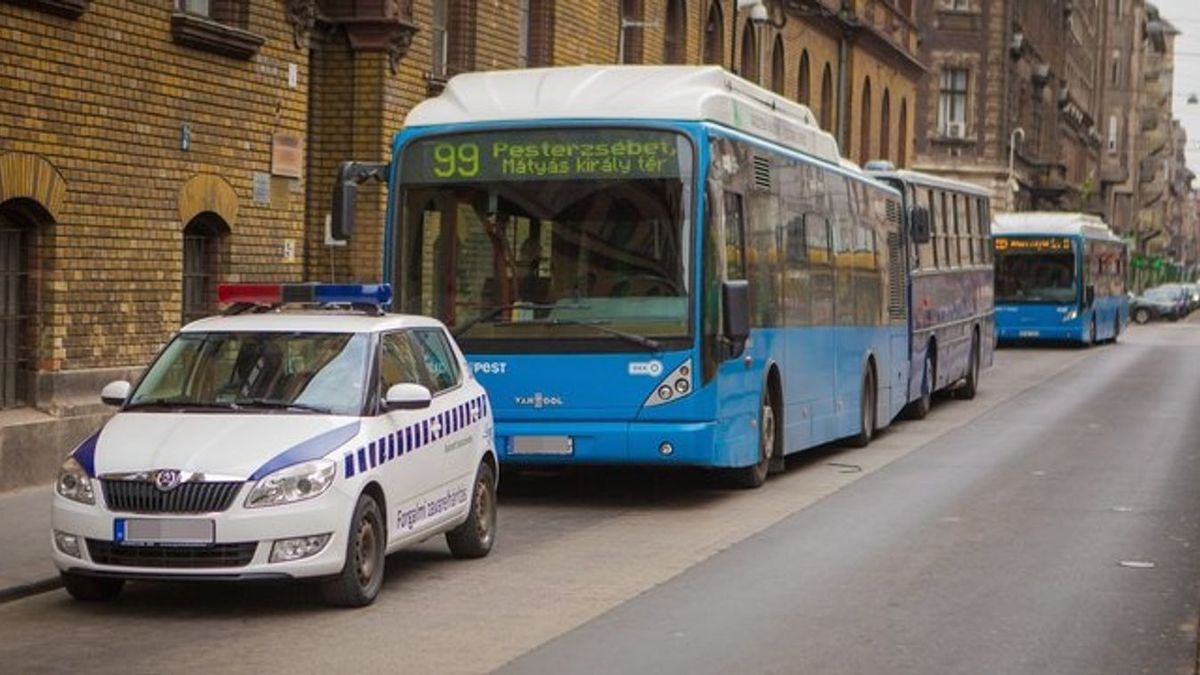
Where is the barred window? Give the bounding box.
[182,217,226,325]
[0,212,29,409]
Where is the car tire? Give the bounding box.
[446,461,498,559]
[847,367,876,448]
[1133,308,1151,324]
[722,388,776,489]
[321,492,385,608]
[62,572,124,602]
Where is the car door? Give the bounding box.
[408,328,478,487]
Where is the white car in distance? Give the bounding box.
[51,283,497,607]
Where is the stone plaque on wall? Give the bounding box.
[271,132,304,178]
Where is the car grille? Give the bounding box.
[86,540,258,568]
[101,480,244,513]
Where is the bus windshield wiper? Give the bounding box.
[124,398,240,411]
[453,303,588,337]
[234,398,333,414]
[504,318,662,352]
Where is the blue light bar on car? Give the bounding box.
[218,283,393,307]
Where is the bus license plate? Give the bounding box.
[1019,330,1040,337]
[510,436,574,455]
[114,518,215,545]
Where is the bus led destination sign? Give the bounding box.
[994,236,1073,253]
[400,129,687,183]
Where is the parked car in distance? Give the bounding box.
[1131,286,1188,323]
[51,283,497,607]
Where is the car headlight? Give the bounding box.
[56,457,94,505]
[245,459,336,508]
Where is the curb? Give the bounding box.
[0,576,62,604]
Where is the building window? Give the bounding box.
[0,212,28,409]
[943,0,971,10]
[770,35,785,94]
[938,68,969,136]
[431,0,476,83]
[170,0,261,59]
[431,0,449,78]
[703,1,724,65]
[1108,115,1119,154]
[880,89,891,162]
[739,20,758,82]
[898,98,909,167]
[859,78,872,165]
[182,217,226,325]
[663,0,686,64]
[517,0,531,67]
[820,63,834,132]
[175,0,248,29]
[798,50,811,106]
[618,0,644,64]
[524,0,555,67]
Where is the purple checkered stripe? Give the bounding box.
[343,394,489,479]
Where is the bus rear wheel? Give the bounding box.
[954,334,980,400]
[847,367,876,448]
[905,352,933,420]
[723,388,775,489]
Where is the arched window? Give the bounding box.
[820,63,834,132]
[0,206,30,408]
[739,20,758,82]
[663,0,686,64]
[619,0,644,64]
[899,98,910,167]
[798,50,811,106]
[859,78,872,165]
[182,215,229,325]
[703,1,723,65]
[770,35,785,94]
[880,89,892,162]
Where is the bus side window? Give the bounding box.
[927,187,940,269]
[724,192,746,280]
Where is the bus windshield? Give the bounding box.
[994,237,1077,304]
[396,128,694,349]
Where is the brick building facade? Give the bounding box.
[0,0,925,491]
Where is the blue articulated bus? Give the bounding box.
[331,65,965,487]
[992,212,1129,345]
[866,166,995,418]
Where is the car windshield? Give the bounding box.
[127,332,371,416]
[395,127,694,351]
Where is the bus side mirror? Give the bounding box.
[331,161,389,241]
[909,206,931,244]
[722,280,750,353]
[1084,285,1095,307]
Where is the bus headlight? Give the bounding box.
[644,359,693,408]
[1062,309,1079,322]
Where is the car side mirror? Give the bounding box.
[909,206,931,244]
[384,383,433,411]
[722,280,750,356]
[101,380,131,407]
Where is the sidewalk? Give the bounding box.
[0,483,60,602]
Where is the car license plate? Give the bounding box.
[114,518,215,545]
[510,435,574,455]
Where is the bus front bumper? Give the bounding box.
[495,420,721,467]
[996,324,1086,342]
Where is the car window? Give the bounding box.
[410,329,461,393]
[379,332,432,393]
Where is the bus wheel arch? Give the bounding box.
[905,338,935,420]
[720,364,781,489]
[764,364,785,475]
[847,355,877,448]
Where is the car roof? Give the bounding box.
[179,310,447,334]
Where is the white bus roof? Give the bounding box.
[993,212,1123,242]
[868,168,992,198]
[403,65,843,165]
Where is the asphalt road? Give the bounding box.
[500,323,1200,675]
[0,322,1197,675]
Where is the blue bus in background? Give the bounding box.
[331,65,978,488]
[867,166,995,418]
[992,213,1129,345]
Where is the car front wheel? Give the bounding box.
[321,492,385,607]
[1133,308,1151,324]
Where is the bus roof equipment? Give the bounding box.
[403,65,843,165]
[993,212,1122,242]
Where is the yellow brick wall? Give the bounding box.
[0,2,309,372]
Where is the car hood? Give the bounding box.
[85,413,361,480]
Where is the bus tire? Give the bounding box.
[321,492,385,608]
[955,333,980,400]
[905,351,934,420]
[847,366,876,448]
[723,388,775,489]
[1112,317,1120,343]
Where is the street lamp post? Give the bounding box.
[1008,127,1025,211]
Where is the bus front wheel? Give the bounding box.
[723,388,775,489]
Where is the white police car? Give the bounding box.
[51,283,497,607]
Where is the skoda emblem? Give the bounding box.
[154,469,182,492]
